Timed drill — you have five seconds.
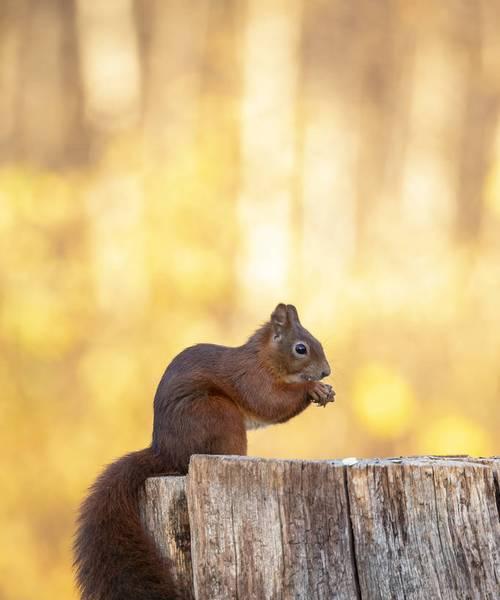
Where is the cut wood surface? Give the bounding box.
[143,456,500,600]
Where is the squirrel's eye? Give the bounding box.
[294,343,308,356]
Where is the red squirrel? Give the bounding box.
[74,303,334,600]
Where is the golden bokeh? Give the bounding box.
[1,1,500,598]
[352,363,417,439]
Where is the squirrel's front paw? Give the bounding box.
[308,383,335,407]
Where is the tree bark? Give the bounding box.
[187,455,357,600]
[143,455,500,600]
[140,476,194,599]
[346,456,500,600]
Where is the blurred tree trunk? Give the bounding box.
[298,0,359,298]
[353,0,404,263]
[0,0,21,159]
[299,1,418,292]
[365,1,417,265]
[77,0,141,137]
[455,1,500,243]
[237,0,302,316]
[135,0,209,164]
[397,5,468,262]
[196,0,244,312]
[13,0,88,167]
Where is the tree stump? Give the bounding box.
[141,456,500,600]
[140,476,194,599]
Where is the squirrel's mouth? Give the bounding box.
[301,374,322,382]
[285,373,327,384]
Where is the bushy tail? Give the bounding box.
[74,448,179,600]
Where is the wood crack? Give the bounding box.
[493,471,500,523]
[431,467,446,600]
[343,467,363,600]
[230,498,240,600]
[276,492,287,596]
[229,467,240,600]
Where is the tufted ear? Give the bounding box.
[286,304,300,325]
[270,303,288,339]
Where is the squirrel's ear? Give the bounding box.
[271,303,288,338]
[286,304,300,325]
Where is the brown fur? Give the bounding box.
[74,304,331,599]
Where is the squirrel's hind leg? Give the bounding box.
[195,394,248,456]
[159,395,247,473]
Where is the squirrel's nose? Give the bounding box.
[321,365,331,379]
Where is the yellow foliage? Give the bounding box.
[1,156,499,600]
[416,416,492,456]
[352,363,417,438]
[0,159,498,600]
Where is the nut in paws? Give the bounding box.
[309,383,335,407]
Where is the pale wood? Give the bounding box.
[186,455,359,600]
[143,456,500,600]
[140,476,194,599]
[346,456,500,600]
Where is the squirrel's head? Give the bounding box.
[267,303,331,384]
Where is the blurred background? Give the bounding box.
[1,0,500,598]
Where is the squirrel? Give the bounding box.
[74,303,334,600]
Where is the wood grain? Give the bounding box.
[142,456,500,599]
[186,455,359,600]
[346,457,500,600]
[140,476,194,599]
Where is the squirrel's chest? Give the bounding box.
[244,417,270,431]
